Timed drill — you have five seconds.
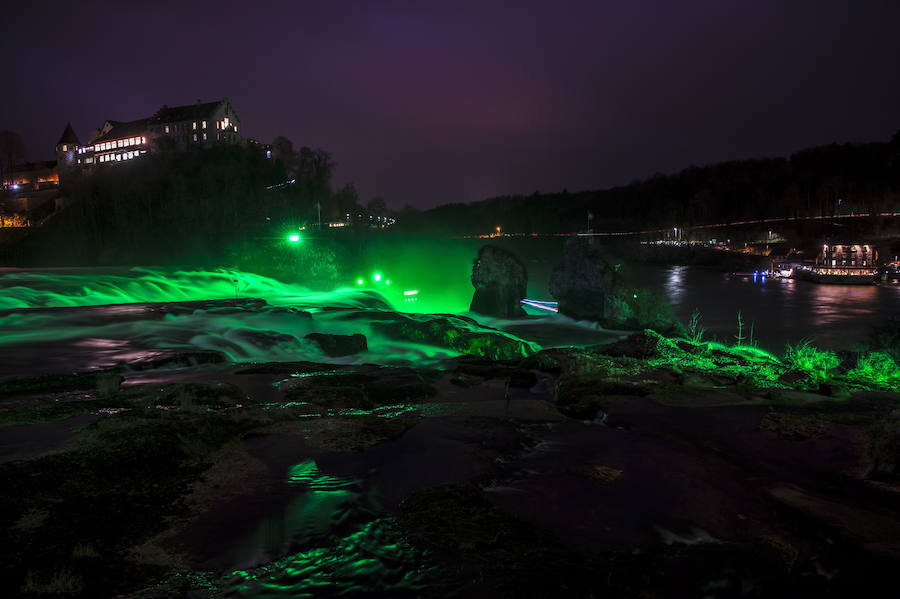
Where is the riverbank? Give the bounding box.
[2,322,898,597]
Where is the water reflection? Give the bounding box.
[230,459,364,570]
[664,265,687,305]
[634,265,900,351]
[216,459,452,597]
[808,283,881,329]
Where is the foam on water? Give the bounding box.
[0,267,541,373]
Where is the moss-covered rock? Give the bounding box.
[367,312,538,360]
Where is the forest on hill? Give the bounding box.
[396,130,900,237]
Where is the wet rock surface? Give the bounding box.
[365,311,538,360]
[304,332,368,357]
[1,336,899,598]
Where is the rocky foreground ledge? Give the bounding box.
[1,332,899,598]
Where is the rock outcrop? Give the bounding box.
[356,311,538,360]
[305,332,368,357]
[469,245,527,317]
[549,237,631,325]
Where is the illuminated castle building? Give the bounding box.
[58,99,241,175]
[2,100,243,227]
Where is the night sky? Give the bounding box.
[3,0,900,208]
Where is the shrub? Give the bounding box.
[783,340,840,383]
[848,352,900,388]
[627,289,680,334]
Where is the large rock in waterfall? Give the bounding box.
[305,332,368,357]
[549,237,631,326]
[469,245,527,317]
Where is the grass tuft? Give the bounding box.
[783,340,840,383]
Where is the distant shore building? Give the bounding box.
[1,160,59,192]
[795,242,879,284]
[59,98,241,176]
[0,159,62,225]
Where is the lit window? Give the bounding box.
[62,144,67,151]
[234,125,238,133]
[202,120,206,128]
[141,137,146,144]
[86,157,93,164]
[193,134,197,142]
[202,133,207,140]
[164,125,169,134]
[192,121,197,130]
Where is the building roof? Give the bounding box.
[57,123,79,146]
[150,100,229,124]
[91,119,151,144]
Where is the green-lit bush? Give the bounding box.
[626,289,681,335]
[848,352,900,388]
[783,340,840,383]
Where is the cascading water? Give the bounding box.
[0,267,548,376]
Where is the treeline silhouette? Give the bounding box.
[8,145,355,266]
[397,131,900,236]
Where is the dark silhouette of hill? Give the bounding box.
[398,130,900,237]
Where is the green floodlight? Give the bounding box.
[288,234,301,243]
[356,278,364,285]
[385,279,391,285]
[373,273,382,282]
